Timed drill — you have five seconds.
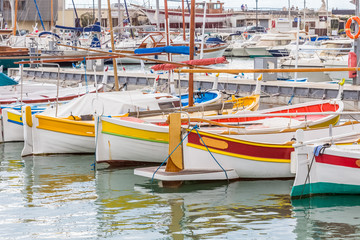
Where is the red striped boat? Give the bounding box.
[291,134,360,198]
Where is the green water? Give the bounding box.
[1,142,360,239]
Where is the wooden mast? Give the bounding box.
[107,0,120,91]
[188,0,195,106]
[182,0,185,41]
[164,0,170,46]
[13,0,18,36]
[51,0,54,29]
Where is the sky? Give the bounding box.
[66,0,356,10]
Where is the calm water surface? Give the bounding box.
[1,142,360,239]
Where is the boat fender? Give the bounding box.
[314,143,331,157]
[348,52,357,78]
[345,16,360,39]
[25,106,33,127]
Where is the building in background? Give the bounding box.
[0,0,58,33]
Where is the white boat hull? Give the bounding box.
[182,136,293,179]
[230,47,249,57]
[1,108,23,142]
[96,116,169,164]
[32,128,95,155]
[244,47,271,57]
[30,116,94,155]
[292,144,360,197]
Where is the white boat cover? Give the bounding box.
[40,91,180,117]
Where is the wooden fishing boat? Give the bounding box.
[96,96,343,166]
[291,130,360,198]
[134,112,354,181]
[0,82,101,105]
[0,83,101,143]
[21,91,181,156]
[1,104,55,143]
[95,82,261,165]
[0,46,29,69]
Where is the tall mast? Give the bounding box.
[164,0,170,46]
[118,0,123,37]
[155,0,160,31]
[182,0,185,40]
[256,0,258,28]
[13,0,18,36]
[107,0,120,91]
[303,0,306,31]
[98,0,102,26]
[188,0,195,107]
[51,0,54,29]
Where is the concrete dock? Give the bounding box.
[8,67,360,111]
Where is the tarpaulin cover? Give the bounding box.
[134,46,191,55]
[40,91,180,117]
[150,56,228,71]
[0,72,18,86]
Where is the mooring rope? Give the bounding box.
[299,143,331,198]
[194,128,229,182]
[151,124,230,184]
[83,57,89,93]
[151,125,198,184]
[91,115,101,171]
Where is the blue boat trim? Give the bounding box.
[7,119,23,126]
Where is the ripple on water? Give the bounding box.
[0,143,360,239]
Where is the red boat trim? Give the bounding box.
[316,154,360,168]
[211,102,339,123]
[187,130,293,162]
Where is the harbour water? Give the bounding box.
[1,142,360,239]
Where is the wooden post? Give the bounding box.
[166,113,183,172]
[13,0,18,36]
[107,0,120,91]
[188,0,195,107]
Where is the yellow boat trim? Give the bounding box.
[36,115,95,137]
[7,111,22,124]
[25,106,32,127]
[308,115,340,129]
[187,143,291,163]
[102,120,169,143]
[188,129,293,148]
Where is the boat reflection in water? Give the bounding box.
[96,167,295,239]
[1,142,360,239]
[291,195,360,239]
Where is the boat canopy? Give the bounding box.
[55,22,101,32]
[134,46,192,55]
[0,72,18,86]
